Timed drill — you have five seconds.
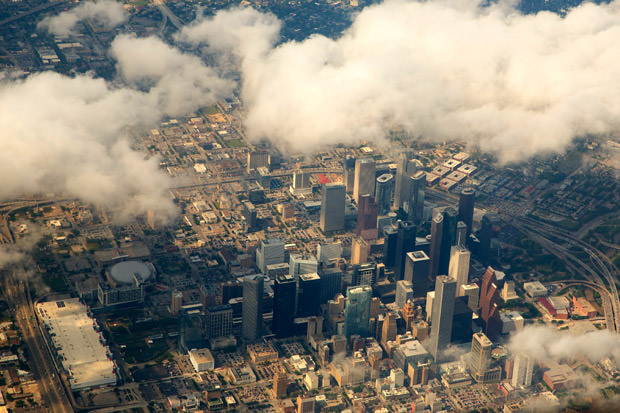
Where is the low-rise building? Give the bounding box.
[188,348,214,372]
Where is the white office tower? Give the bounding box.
[512,353,534,388]
[395,280,414,309]
[320,184,346,232]
[353,158,376,203]
[317,241,342,265]
[425,291,435,322]
[290,170,312,196]
[428,276,457,361]
[448,246,471,294]
[470,332,492,381]
[460,283,480,311]
[289,254,318,279]
[256,238,285,274]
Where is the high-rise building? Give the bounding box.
[381,313,398,347]
[439,207,458,276]
[458,187,475,235]
[298,273,321,317]
[343,156,356,193]
[407,171,426,222]
[404,251,431,298]
[247,149,269,173]
[451,296,473,344]
[512,353,534,388]
[290,170,312,196]
[448,246,471,294]
[375,174,395,215]
[394,221,416,280]
[344,286,372,338]
[456,221,468,247]
[479,213,501,264]
[395,280,414,309]
[256,238,285,274]
[353,158,376,203]
[171,290,183,315]
[317,241,342,265]
[297,395,315,413]
[352,263,376,287]
[460,283,480,311]
[242,201,257,230]
[355,194,379,240]
[469,332,502,383]
[206,304,233,339]
[319,269,342,303]
[179,309,207,353]
[394,152,423,210]
[479,267,502,341]
[382,224,399,268]
[351,237,369,265]
[428,276,457,361]
[289,254,318,279]
[273,372,288,398]
[242,275,264,341]
[320,184,346,233]
[428,213,443,279]
[273,274,296,337]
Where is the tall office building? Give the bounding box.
[290,170,312,195]
[273,274,296,337]
[375,174,394,215]
[394,221,416,280]
[460,283,480,311]
[206,304,233,339]
[319,269,342,303]
[512,353,534,388]
[242,201,257,230]
[247,150,269,173]
[395,280,414,309]
[458,187,475,235]
[351,237,369,265]
[451,296,473,344]
[289,254,318,279]
[407,171,426,222]
[479,267,502,340]
[383,224,399,268]
[428,213,443,279]
[394,152,423,210]
[456,221,467,247]
[438,207,458,276]
[353,158,376,203]
[320,184,346,232]
[179,309,207,352]
[352,263,377,287]
[317,240,342,265]
[343,156,356,193]
[273,372,289,398]
[428,276,457,362]
[448,246,471,294]
[356,194,379,240]
[344,285,372,338]
[298,273,322,317]
[479,213,501,264]
[469,332,502,383]
[242,275,264,341]
[171,290,183,316]
[256,238,285,274]
[381,313,398,347]
[404,250,431,297]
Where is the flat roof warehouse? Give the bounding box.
[37,298,116,390]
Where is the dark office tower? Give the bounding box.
[428,275,457,362]
[242,275,264,341]
[356,194,379,240]
[242,201,257,230]
[438,207,458,276]
[394,221,416,280]
[375,174,394,215]
[458,187,475,235]
[479,267,502,341]
[352,263,377,287]
[456,221,468,248]
[319,269,342,303]
[343,156,356,193]
[206,304,233,339]
[221,281,243,304]
[404,251,431,298]
[479,213,502,264]
[393,150,415,209]
[383,224,399,268]
[407,171,426,223]
[320,183,346,233]
[451,296,473,344]
[273,274,296,337]
[428,213,444,279]
[344,286,372,338]
[179,310,207,352]
[298,273,321,316]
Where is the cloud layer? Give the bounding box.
[38,0,128,36]
[179,1,620,161]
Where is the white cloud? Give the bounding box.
[38,0,128,36]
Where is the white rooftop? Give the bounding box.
[37,299,116,390]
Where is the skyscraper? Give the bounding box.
[479,267,502,341]
[319,269,342,303]
[317,241,342,265]
[479,213,501,264]
[375,173,395,215]
[298,273,321,317]
[351,237,369,265]
[273,274,296,337]
[352,263,377,287]
[353,158,376,203]
[343,155,356,193]
[206,304,233,339]
[428,276,457,361]
[404,250,431,297]
[381,312,398,347]
[171,290,182,316]
[355,194,379,240]
[448,246,470,294]
[395,280,414,309]
[470,332,492,382]
[393,151,413,210]
[455,221,467,247]
[320,183,346,232]
[438,207,458,276]
[382,224,399,268]
[344,285,372,338]
[247,149,269,173]
[256,238,285,274]
[407,171,426,222]
[242,201,257,231]
[512,353,534,388]
[458,187,475,235]
[289,254,318,279]
[394,221,416,281]
[242,275,264,341]
[428,213,443,279]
